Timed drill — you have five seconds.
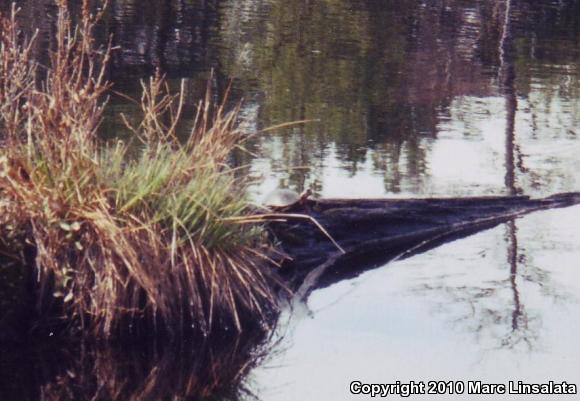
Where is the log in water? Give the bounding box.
[268,192,580,300]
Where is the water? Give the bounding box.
[2,0,580,400]
[249,206,580,400]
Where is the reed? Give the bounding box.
[0,1,280,339]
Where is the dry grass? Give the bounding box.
[0,1,281,339]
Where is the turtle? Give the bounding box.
[259,188,345,253]
[262,188,312,212]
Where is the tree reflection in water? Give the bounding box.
[3,0,579,195]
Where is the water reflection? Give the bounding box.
[2,0,580,399]
[250,207,580,400]
[234,0,580,197]
[6,0,580,195]
[0,329,271,401]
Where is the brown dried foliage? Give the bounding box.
[0,1,280,339]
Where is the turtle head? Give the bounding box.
[299,188,312,203]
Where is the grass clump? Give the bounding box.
[0,1,280,339]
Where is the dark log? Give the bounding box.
[268,192,580,300]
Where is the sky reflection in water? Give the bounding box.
[250,206,580,400]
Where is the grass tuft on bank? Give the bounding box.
[0,1,280,339]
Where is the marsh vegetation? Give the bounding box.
[0,1,282,340]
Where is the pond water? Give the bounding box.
[3,0,580,400]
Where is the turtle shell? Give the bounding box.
[262,189,301,208]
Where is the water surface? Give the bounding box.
[3,0,580,399]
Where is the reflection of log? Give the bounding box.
[270,192,580,299]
